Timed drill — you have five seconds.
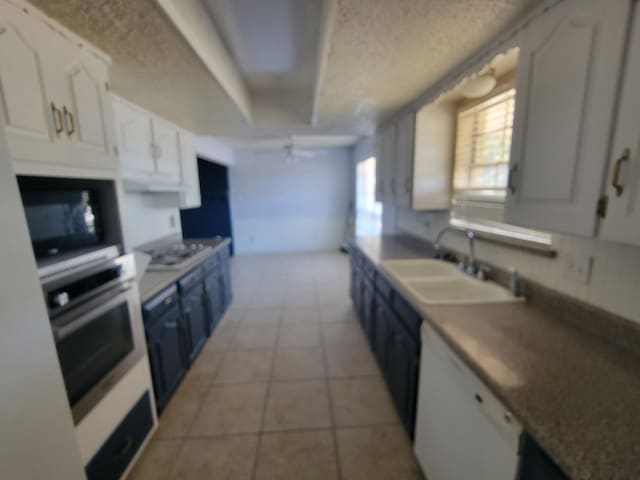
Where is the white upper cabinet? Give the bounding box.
[376,125,397,205]
[64,57,115,169]
[599,5,640,247]
[0,3,62,165]
[0,0,115,172]
[505,0,632,236]
[178,130,201,209]
[395,113,416,208]
[113,95,197,193]
[151,117,181,182]
[412,102,455,211]
[113,98,155,177]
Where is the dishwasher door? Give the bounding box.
[414,323,522,480]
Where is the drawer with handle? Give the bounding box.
[85,391,153,480]
[142,285,179,323]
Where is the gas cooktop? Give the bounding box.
[145,242,211,271]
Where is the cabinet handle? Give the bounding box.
[114,436,133,460]
[164,297,173,306]
[50,102,64,135]
[612,148,630,197]
[390,178,396,195]
[164,321,177,328]
[507,163,518,195]
[405,177,411,194]
[62,106,75,136]
[474,393,483,404]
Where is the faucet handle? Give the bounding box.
[476,265,490,281]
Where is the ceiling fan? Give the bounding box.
[282,136,327,163]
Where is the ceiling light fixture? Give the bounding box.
[460,69,497,99]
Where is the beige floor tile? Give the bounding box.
[336,425,423,480]
[190,383,267,435]
[246,290,284,308]
[325,344,380,378]
[277,324,322,348]
[241,307,282,325]
[321,322,367,346]
[127,439,182,480]
[319,305,358,324]
[317,289,351,307]
[231,325,278,350]
[203,324,236,352]
[329,378,399,427]
[281,307,320,324]
[263,381,332,431]
[284,290,317,307]
[272,347,326,380]
[155,383,207,439]
[254,430,339,480]
[215,349,273,383]
[181,350,224,386]
[171,435,258,480]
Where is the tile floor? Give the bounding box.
[129,252,424,480]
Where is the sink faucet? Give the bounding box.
[433,226,478,275]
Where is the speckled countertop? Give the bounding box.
[355,235,640,480]
[137,237,231,303]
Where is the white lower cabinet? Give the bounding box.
[414,322,522,480]
[599,5,640,247]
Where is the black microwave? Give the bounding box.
[18,176,107,260]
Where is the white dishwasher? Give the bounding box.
[414,322,522,480]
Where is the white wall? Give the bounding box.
[393,207,640,324]
[230,147,352,253]
[0,130,85,478]
[123,192,182,248]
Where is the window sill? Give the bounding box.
[449,217,556,257]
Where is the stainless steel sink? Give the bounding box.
[380,259,520,305]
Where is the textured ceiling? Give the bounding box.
[27,0,540,142]
[315,0,540,132]
[27,0,248,135]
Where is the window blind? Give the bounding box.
[453,88,516,201]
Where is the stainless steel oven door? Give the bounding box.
[51,281,145,424]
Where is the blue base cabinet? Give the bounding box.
[143,245,233,413]
[143,286,188,412]
[350,245,421,438]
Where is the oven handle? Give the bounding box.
[52,287,133,341]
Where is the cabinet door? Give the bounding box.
[361,279,375,347]
[382,304,420,436]
[0,4,63,165]
[505,0,631,236]
[182,284,209,363]
[395,113,416,209]
[376,126,397,205]
[179,130,202,208]
[373,299,389,370]
[113,99,155,177]
[65,56,116,169]
[146,306,188,412]
[204,270,222,334]
[599,6,640,246]
[152,117,181,182]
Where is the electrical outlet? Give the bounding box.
[562,253,594,285]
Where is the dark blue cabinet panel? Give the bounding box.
[519,435,569,480]
[204,268,223,334]
[143,286,188,412]
[85,392,153,480]
[180,280,208,363]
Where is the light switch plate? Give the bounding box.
[562,253,594,285]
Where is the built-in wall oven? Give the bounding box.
[40,247,146,424]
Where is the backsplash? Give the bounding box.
[122,193,182,248]
[393,207,640,324]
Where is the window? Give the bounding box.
[356,156,382,235]
[453,88,516,200]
